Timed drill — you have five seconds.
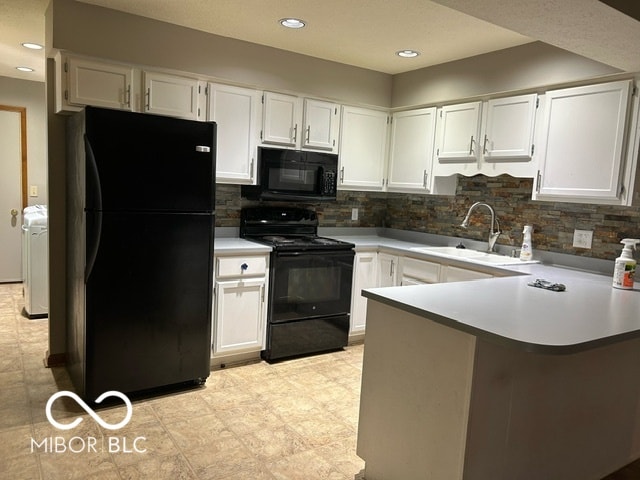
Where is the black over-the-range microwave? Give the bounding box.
[241,147,339,202]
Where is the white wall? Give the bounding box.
[49,0,392,108]
[391,42,621,108]
[0,76,47,205]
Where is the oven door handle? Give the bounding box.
[275,249,353,257]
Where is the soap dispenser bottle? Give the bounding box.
[519,225,533,261]
[612,238,640,289]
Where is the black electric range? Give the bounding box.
[240,207,355,362]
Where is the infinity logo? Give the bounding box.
[45,391,133,431]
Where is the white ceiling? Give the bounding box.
[2,0,640,83]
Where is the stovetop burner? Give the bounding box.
[240,207,355,252]
[255,234,352,250]
[262,235,296,244]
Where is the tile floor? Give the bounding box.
[0,282,365,479]
[2,281,640,480]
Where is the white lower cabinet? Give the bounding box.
[350,249,495,336]
[378,253,399,287]
[442,265,493,283]
[212,253,268,359]
[214,279,265,354]
[400,257,441,285]
[350,252,378,335]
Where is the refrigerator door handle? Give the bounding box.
[195,145,211,153]
[84,134,103,282]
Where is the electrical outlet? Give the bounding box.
[573,229,593,249]
[351,208,358,221]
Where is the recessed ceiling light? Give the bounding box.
[16,66,34,72]
[21,42,43,50]
[396,49,420,58]
[279,18,306,29]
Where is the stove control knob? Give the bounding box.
[241,263,249,272]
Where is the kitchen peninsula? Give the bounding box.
[356,264,640,480]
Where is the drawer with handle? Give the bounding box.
[216,255,268,278]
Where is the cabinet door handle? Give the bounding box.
[145,88,150,111]
[125,84,131,108]
[340,166,345,183]
[483,134,489,155]
[292,124,298,143]
[240,263,249,272]
[250,158,255,181]
[306,125,311,143]
[469,135,475,155]
[390,260,395,277]
[423,170,428,188]
[536,170,542,193]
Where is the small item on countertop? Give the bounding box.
[612,238,640,290]
[528,278,566,292]
[519,225,533,261]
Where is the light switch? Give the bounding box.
[29,185,38,197]
[351,208,358,221]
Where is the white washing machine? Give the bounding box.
[22,205,48,318]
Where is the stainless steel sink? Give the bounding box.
[409,246,539,266]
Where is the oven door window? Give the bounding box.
[270,251,354,322]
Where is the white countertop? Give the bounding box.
[214,237,271,254]
[334,234,640,354]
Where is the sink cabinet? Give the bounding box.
[442,265,493,282]
[400,256,441,285]
[349,248,497,339]
[212,253,269,360]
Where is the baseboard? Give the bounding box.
[44,350,66,367]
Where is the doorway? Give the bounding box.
[0,105,27,282]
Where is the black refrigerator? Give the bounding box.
[65,106,216,402]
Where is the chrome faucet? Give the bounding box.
[460,202,501,252]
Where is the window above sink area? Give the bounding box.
[409,246,539,266]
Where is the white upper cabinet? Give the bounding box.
[338,106,389,191]
[261,93,338,152]
[387,108,437,193]
[261,91,302,148]
[436,101,482,164]
[533,80,633,204]
[480,94,538,177]
[64,56,134,111]
[434,95,538,178]
[483,94,537,159]
[143,71,201,120]
[302,98,340,152]
[207,83,261,184]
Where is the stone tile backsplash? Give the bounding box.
[216,175,640,261]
